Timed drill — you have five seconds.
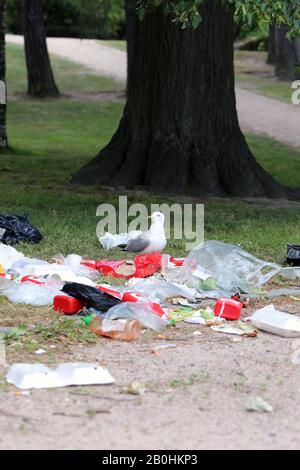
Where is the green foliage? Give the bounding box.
[137,0,300,35]
[5,0,125,39]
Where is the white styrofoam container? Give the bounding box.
[250,305,300,337]
[6,363,115,390]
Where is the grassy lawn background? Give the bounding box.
[0,43,299,266]
[235,50,294,103]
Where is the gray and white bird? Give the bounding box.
[118,212,167,254]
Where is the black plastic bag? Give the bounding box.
[0,214,43,245]
[287,244,300,267]
[62,283,122,312]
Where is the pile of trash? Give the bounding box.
[1,238,299,330]
[1,236,300,390]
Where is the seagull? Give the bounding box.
[118,212,167,254]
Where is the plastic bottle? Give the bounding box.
[90,317,141,341]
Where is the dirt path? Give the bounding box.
[6,34,300,149]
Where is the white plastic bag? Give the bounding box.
[0,243,24,271]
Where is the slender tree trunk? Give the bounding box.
[274,26,300,81]
[72,1,298,198]
[0,0,8,149]
[22,0,59,98]
[267,26,276,65]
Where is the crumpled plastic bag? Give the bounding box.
[97,253,162,279]
[0,278,62,306]
[99,231,142,250]
[0,243,25,271]
[0,214,43,245]
[52,253,99,281]
[106,302,169,331]
[62,282,122,312]
[165,241,281,297]
[126,277,196,303]
[286,244,300,267]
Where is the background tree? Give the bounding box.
[272,26,300,81]
[267,26,276,65]
[0,0,8,149]
[72,0,300,198]
[21,0,59,98]
[6,0,125,39]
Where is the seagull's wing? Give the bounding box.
[122,236,150,253]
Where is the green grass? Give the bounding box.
[97,39,127,52]
[0,43,299,267]
[246,134,300,188]
[236,73,293,103]
[235,50,294,103]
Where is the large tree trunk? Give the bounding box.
[274,26,300,81]
[22,0,59,98]
[0,0,8,149]
[125,0,137,85]
[72,1,297,198]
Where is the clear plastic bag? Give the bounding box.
[126,277,196,303]
[165,241,281,297]
[106,302,169,331]
[0,278,62,306]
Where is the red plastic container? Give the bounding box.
[54,295,85,315]
[214,298,242,321]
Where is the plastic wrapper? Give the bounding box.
[62,282,122,312]
[106,302,169,331]
[165,241,281,297]
[0,214,43,245]
[97,253,162,279]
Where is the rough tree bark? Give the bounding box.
[267,26,276,65]
[273,26,300,81]
[22,0,59,98]
[125,0,137,84]
[0,0,8,149]
[72,1,298,198]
